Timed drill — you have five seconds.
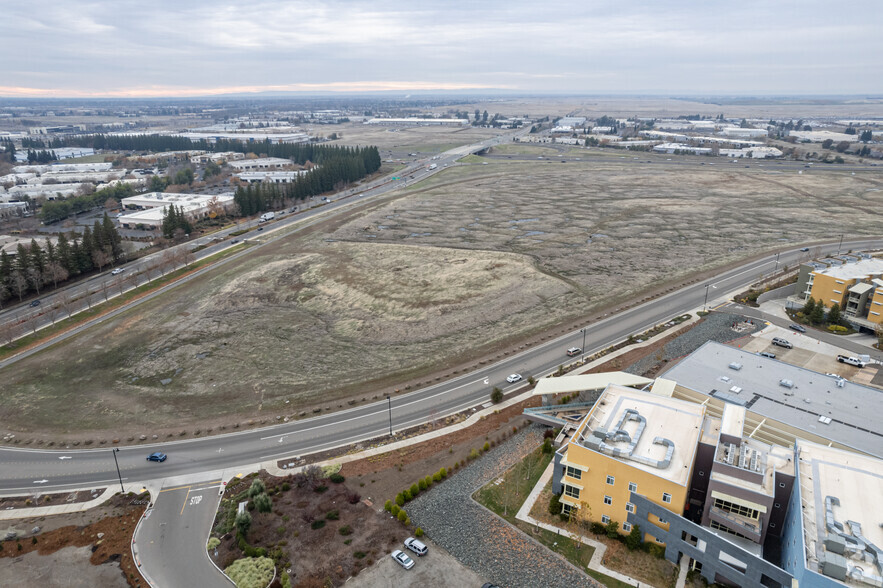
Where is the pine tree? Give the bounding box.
[827,303,841,325]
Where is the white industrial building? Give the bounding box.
[788,130,855,143]
[236,171,309,184]
[719,127,768,139]
[118,192,235,230]
[227,158,293,172]
[719,146,783,159]
[653,142,712,155]
[190,151,246,164]
[0,202,29,219]
[13,162,113,174]
[364,118,469,126]
[5,183,85,200]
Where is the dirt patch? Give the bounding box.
[0,494,146,587]
[212,472,404,588]
[0,488,103,510]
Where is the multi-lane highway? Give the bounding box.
[2,237,881,496]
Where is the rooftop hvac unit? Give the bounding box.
[818,416,832,424]
[836,379,845,388]
[729,362,743,371]
[729,386,742,394]
[779,379,794,389]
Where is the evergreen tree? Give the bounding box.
[79,227,95,272]
[810,303,825,325]
[827,303,841,325]
[15,243,30,274]
[56,233,75,276]
[802,297,816,316]
[102,213,123,260]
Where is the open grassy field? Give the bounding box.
[323,121,510,152]
[2,158,882,438]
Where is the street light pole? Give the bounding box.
[774,252,780,274]
[112,448,124,494]
[386,395,393,437]
[703,284,710,312]
[580,328,588,362]
[837,234,843,255]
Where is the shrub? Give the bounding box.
[224,556,275,588]
[253,493,272,513]
[424,475,433,488]
[397,510,408,522]
[384,500,393,512]
[395,493,405,507]
[542,438,552,454]
[590,522,606,535]
[439,468,447,479]
[647,543,665,559]
[314,485,328,493]
[625,524,642,550]
[354,551,367,559]
[235,511,252,536]
[548,493,563,516]
[828,324,848,333]
[415,527,424,537]
[468,448,480,460]
[339,525,353,536]
[418,479,427,491]
[247,479,266,499]
[432,472,441,483]
[391,504,400,516]
[483,441,490,452]
[491,387,504,404]
[403,489,412,501]
[404,516,410,526]
[207,537,221,551]
[281,482,291,491]
[410,483,419,496]
[326,509,340,521]
[281,570,292,588]
[606,520,620,539]
[329,473,345,484]
[311,520,326,530]
[347,491,361,504]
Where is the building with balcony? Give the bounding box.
[793,254,883,327]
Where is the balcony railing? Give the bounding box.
[709,506,762,541]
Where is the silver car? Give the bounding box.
[391,550,415,569]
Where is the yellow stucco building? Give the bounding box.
[800,256,883,325]
[554,383,706,541]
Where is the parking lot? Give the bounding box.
[740,325,867,378]
[348,538,487,588]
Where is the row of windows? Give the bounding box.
[564,485,580,499]
[602,493,670,506]
[713,498,759,520]
[709,519,750,540]
[603,476,670,503]
[565,466,582,480]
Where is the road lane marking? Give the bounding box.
[160,484,192,493]
[180,487,193,515]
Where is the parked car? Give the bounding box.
[799,247,810,252]
[772,337,793,349]
[789,324,807,333]
[391,550,414,570]
[146,452,167,462]
[111,268,125,275]
[837,355,866,367]
[404,537,428,556]
[506,374,523,383]
[566,347,582,357]
[759,351,776,359]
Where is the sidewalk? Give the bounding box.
[514,462,648,587]
[0,487,115,521]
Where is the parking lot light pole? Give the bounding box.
[112,448,124,494]
[580,328,588,362]
[837,234,843,255]
[386,395,393,437]
[704,284,710,312]
[774,252,780,274]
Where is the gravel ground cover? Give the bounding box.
[406,426,599,588]
[626,312,764,376]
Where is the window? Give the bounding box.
[628,482,637,493]
[601,515,610,524]
[710,520,749,540]
[562,503,574,515]
[604,495,612,505]
[623,522,632,532]
[626,502,635,514]
[565,466,582,480]
[657,516,667,525]
[564,485,580,500]
[606,475,615,485]
[662,493,672,503]
[713,498,759,520]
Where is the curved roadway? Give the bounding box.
[2,237,881,495]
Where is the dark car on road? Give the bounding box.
[146,452,167,462]
[789,324,807,333]
[29,300,41,307]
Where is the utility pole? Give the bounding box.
[774,252,780,274]
[580,328,588,362]
[704,284,711,312]
[386,395,393,437]
[112,448,124,494]
[837,234,843,255]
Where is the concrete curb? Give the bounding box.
[131,499,157,588]
[0,486,114,521]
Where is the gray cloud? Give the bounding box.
[3,0,881,96]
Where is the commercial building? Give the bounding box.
[794,254,883,327]
[653,143,712,155]
[118,192,234,229]
[719,147,783,159]
[236,171,309,184]
[720,127,768,139]
[227,158,293,172]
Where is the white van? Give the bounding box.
[404,537,427,556]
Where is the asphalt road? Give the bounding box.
[134,475,231,588]
[3,237,881,496]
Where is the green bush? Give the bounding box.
[397,510,408,522]
[424,475,433,488]
[391,504,400,516]
[314,485,328,493]
[354,551,367,559]
[395,493,405,507]
[647,543,665,559]
[542,438,552,454]
[339,525,353,536]
[326,509,340,521]
[590,522,606,535]
[253,493,272,513]
[384,500,393,512]
[281,483,291,491]
[548,493,563,516]
[439,468,447,479]
[281,570,292,588]
[235,511,252,536]
[432,472,441,483]
[606,520,620,539]
[311,520,326,530]
[468,448,480,460]
[207,537,221,551]
[415,527,424,537]
[329,473,345,484]
[410,483,419,496]
[418,479,427,491]
[625,524,642,550]
[491,387,504,404]
[247,479,266,499]
[828,324,848,333]
[404,516,410,526]
[403,489,412,501]
[483,441,490,452]
[224,556,275,588]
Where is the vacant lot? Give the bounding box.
[325,121,509,152]
[2,159,881,438]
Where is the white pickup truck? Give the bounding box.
[259,212,275,223]
[837,355,866,367]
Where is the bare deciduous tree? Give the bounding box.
[45,261,69,290]
[10,271,28,302]
[92,249,111,273]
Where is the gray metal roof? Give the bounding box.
[662,341,883,458]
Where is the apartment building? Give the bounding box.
[794,254,883,326]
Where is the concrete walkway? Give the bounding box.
[0,487,116,521]
[515,462,648,587]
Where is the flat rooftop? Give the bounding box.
[798,441,883,585]
[812,257,883,281]
[574,384,705,487]
[662,341,883,458]
[121,192,233,209]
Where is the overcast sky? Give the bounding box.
[3,0,881,98]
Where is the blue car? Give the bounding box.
[146,452,167,462]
